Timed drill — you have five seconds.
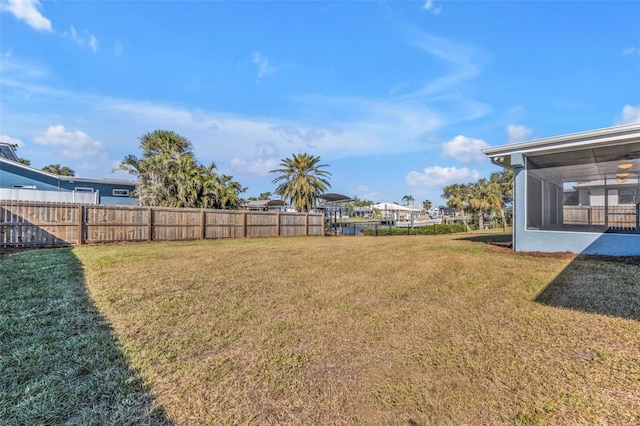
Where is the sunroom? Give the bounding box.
[483,122,640,255]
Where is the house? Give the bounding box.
[0,142,137,205]
[483,122,640,255]
[243,199,288,212]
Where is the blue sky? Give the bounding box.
[1,0,639,205]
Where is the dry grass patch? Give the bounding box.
[37,233,640,424]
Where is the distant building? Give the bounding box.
[243,199,288,212]
[0,142,137,205]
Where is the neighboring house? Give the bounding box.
[0,143,137,205]
[566,178,640,207]
[243,199,288,212]
[483,122,640,255]
[371,202,422,221]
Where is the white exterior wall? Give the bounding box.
[0,188,98,204]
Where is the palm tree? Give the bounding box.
[469,178,493,230]
[42,164,75,176]
[116,130,245,208]
[401,195,414,206]
[270,153,331,212]
[442,183,471,231]
[422,199,432,211]
[8,143,31,165]
[490,170,513,231]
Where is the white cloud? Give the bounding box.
[252,52,276,80]
[0,0,51,32]
[401,29,488,102]
[114,40,123,56]
[623,47,639,56]
[406,166,481,189]
[442,135,489,163]
[33,125,104,159]
[506,124,532,142]
[230,141,280,176]
[353,185,385,203]
[616,105,640,125]
[63,26,98,53]
[0,133,25,147]
[423,0,442,15]
[230,157,279,176]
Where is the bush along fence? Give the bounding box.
[359,223,469,236]
[0,201,324,247]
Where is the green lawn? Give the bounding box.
[2,232,639,425]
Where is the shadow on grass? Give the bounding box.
[535,256,640,322]
[455,232,513,246]
[461,232,640,322]
[0,248,171,425]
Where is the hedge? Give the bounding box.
[360,223,469,236]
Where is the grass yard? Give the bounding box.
[2,232,639,425]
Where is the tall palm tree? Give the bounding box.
[42,164,75,176]
[270,153,331,212]
[422,199,432,211]
[442,183,471,231]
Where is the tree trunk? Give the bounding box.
[460,209,471,232]
[478,210,485,230]
[499,206,507,233]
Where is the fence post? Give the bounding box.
[148,207,154,241]
[76,205,84,245]
[276,213,281,236]
[304,213,309,236]
[200,209,206,240]
[243,211,248,238]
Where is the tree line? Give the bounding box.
[116,130,331,212]
[441,170,513,231]
[7,130,513,219]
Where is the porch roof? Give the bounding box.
[483,122,640,182]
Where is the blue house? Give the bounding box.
[0,142,137,205]
[483,123,640,255]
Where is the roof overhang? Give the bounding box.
[482,123,640,181]
[244,199,287,208]
[319,193,352,203]
[0,157,137,186]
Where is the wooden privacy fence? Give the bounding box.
[0,201,325,247]
[563,205,639,230]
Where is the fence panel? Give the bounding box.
[246,212,278,238]
[0,202,78,246]
[85,205,149,243]
[0,200,325,246]
[607,205,638,230]
[563,206,590,225]
[205,210,244,239]
[152,208,202,241]
[280,213,307,236]
[307,214,325,236]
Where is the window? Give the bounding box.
[112,189,130,196]
[12,184,36,189]
[619,189,636,205]
[75,187,94,192]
